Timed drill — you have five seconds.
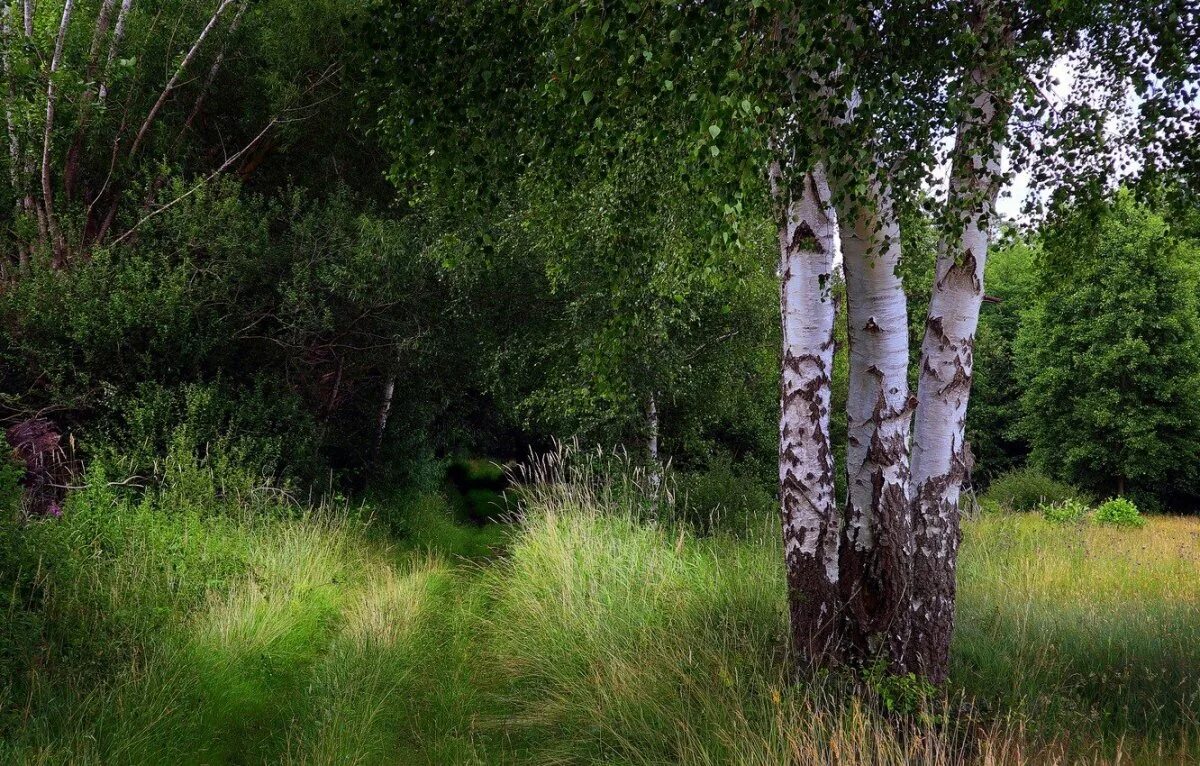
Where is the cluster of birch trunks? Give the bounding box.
[774,10,1009,684]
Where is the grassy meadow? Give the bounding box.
[1,461,1197,765]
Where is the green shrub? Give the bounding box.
[1095,497,1145,527]
[1042,498,1090,524]
[100,379,320,488]
[982,468,1088,512]
[0,457,23,515]
[673,455,774,535]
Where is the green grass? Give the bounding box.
[1,465,1197,764]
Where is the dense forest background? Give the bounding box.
[0,0,1197,515]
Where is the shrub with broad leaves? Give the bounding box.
[1042,498,1090,524]
[1095,497,1145,527]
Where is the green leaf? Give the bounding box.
[708,124,721,139]
[582,91,593,105]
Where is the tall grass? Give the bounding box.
[2,446,1197,764]
[955,514,1200,748]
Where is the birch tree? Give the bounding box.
[364,0,1199,683]
[772,160,843,662]
[837,171,915,666]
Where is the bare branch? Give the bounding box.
[129,0,236,159]
[111,117,277,247]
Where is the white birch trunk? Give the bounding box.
[2,3,27,265]
[372,369,396,467]
[837,170,914,666]
[98,0,133,105]
[181,0,246,138]
[64,0,117,201]
[40,0,74,264]
[908,56,1008,682]
[773,161,842,665]
[646,392,661,492]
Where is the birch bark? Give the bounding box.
[837,171,914,668]
[97,0,133,105]
[646,392,661,492]
[2,3,28,265]
[129,0,236,159]
[908,48,1009,682]
[772,161,842,665]
[41,0,75,265]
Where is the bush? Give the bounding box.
[1042,498,1090,524]
[0,457,24,515]
[673,455,774,535]
[982,468,1088,512]
[1095,497,1145,527]
[98,380,320,494]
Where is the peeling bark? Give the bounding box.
[837,171,914,669]
[908,44,1009,683]
[772,161,842,667]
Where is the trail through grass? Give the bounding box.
[1,479,1197,764]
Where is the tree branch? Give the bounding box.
[129,0,235,159]
[110,116,276,247]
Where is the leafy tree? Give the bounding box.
[967,232,1037,479]
[1016,193,1200,504]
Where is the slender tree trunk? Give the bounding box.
[129,0,236,159]
[772,161,842,667]
[908,47,1009,683]
[64,0,118,202]
[97,0,133,105]
[41,0,75,267]
[2,3,28,266]
[16,0,45,252]
[837,172,914,669]
[372,368,397,469]
[180,0,246,142]
[646,391,661,491]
